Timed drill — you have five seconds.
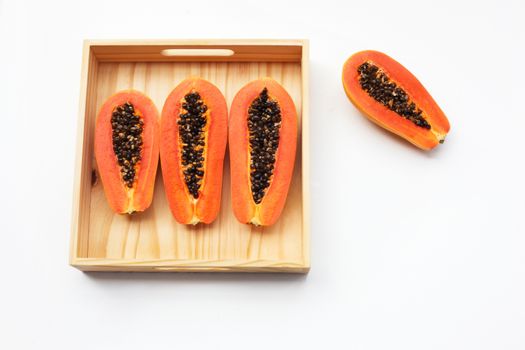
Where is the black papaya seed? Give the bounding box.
[248,88,281,204]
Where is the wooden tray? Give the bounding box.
[69,40,310,273]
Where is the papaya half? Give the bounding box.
[229,78,297,226]
[94,90,160,214]
[342,50,450,150]
[160,78,228,225]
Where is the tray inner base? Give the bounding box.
[78,61,304,266]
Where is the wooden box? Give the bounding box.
[69,40,310,273]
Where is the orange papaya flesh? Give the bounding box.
[342,50,450,150]
[160,78,228,225]
[94,90,160,214]
[229,78,297,226]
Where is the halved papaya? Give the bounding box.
[229,78,297,226]
[160,78,228,225]
[342,50,450,150]
[94,90,160,214]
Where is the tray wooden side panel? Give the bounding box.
[300,42,311,270]
[89,39,304,62]
[70,42,98,262]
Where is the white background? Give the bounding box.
[1,0,524,349]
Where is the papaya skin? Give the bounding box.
[342,50,450,150]
[94,90,160,214]
[229,78,297,226]
[160,78,228,225]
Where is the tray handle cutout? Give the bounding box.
[160,49,235,57]
[154,266,232,272]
